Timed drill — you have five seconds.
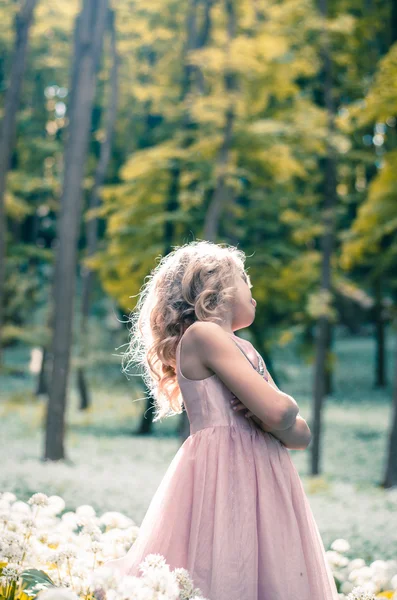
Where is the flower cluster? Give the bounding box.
[0,491,396,600]
[0,491,208,600]
[326,539,397,598]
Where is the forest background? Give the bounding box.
[0,0,397,569]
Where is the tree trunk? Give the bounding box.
[373,275,387,387]
[324,319,333,395]
[35,346,48,396]
[203,0,237,241]
[0,0,38,368]
[44,0,108,461]
[77,8,119,410]
[381,0,397,487]
[381,326,397,488]
[310,0,337,476]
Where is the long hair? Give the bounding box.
[122,240,250,422]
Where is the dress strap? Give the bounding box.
[228,337,258,370]
[227,334,268,380]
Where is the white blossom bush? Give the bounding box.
[0,492,208,600]
[326,538,397,598]
[0,491,396,600]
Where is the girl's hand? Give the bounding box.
[230,395,274,432]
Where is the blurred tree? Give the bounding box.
[203,0,237,241]
[0,2,79,383]
[0,0,39,367]
[45,0,109,461]
[310,0,339,477]
[77,7,120,411]
[339,20,397,486]
[0,0,394,476]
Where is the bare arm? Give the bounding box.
[187,322,300,430]
[255,371,312,450]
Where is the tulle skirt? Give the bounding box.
[102,425,339,600]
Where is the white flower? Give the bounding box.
[58,544,78,561]
[346,585,376,599]
[117,575,148,598]
[173,567,195,599]
[349,566,373,583]
[90,541,102,554]
[331,538,351,554]
[0,510,10,526]
[0,492,17,506]
[349,559,366,570]
[87,567,119,592]
[1,534,25,562]
[11,501,31,514]
[75,505,96,519]
[139,553,167,574]
[20,516,37,530]
[45,496,66,515]
[99,511,135,530]
[2,562,23,580]
[79,521,102,540]
[36,588,79,600]
[28,493,49,508]
[327,550,349,568]
[142,565,180,598]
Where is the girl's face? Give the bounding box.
[230,270,257,330]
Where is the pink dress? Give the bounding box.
[103,333,339,600]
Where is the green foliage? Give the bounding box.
[1,0,395,362]
[19,568,56,599]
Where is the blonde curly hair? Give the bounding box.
[123,240,251,422]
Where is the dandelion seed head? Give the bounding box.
[90,541,102,553]
[75,505,96,519]
[80,521,101,540]
[0,510,10,526]
[36,587,79,600]
[331,538,351,554]
[58,544,78,561]
[139,553,167,572]
[346,585,376,599]
[2,563,23,580]
[173,567,195,599]
[28,493,49,508]
[0,492,16,506]
[21,516,37,530]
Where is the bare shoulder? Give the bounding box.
[179,321,228,380]
[184,321,229,349]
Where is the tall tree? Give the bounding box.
[44,0,108,461]
[339,0,397,485]
[383,0,397,489]
[203,0,237,240]
[310,0,338,476]
[0,0,39,367]
[77,8,120,410]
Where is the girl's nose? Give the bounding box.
[252,298,257,308]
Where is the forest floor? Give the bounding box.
[1,327,396,563]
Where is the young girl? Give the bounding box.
[103,240,339,600]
